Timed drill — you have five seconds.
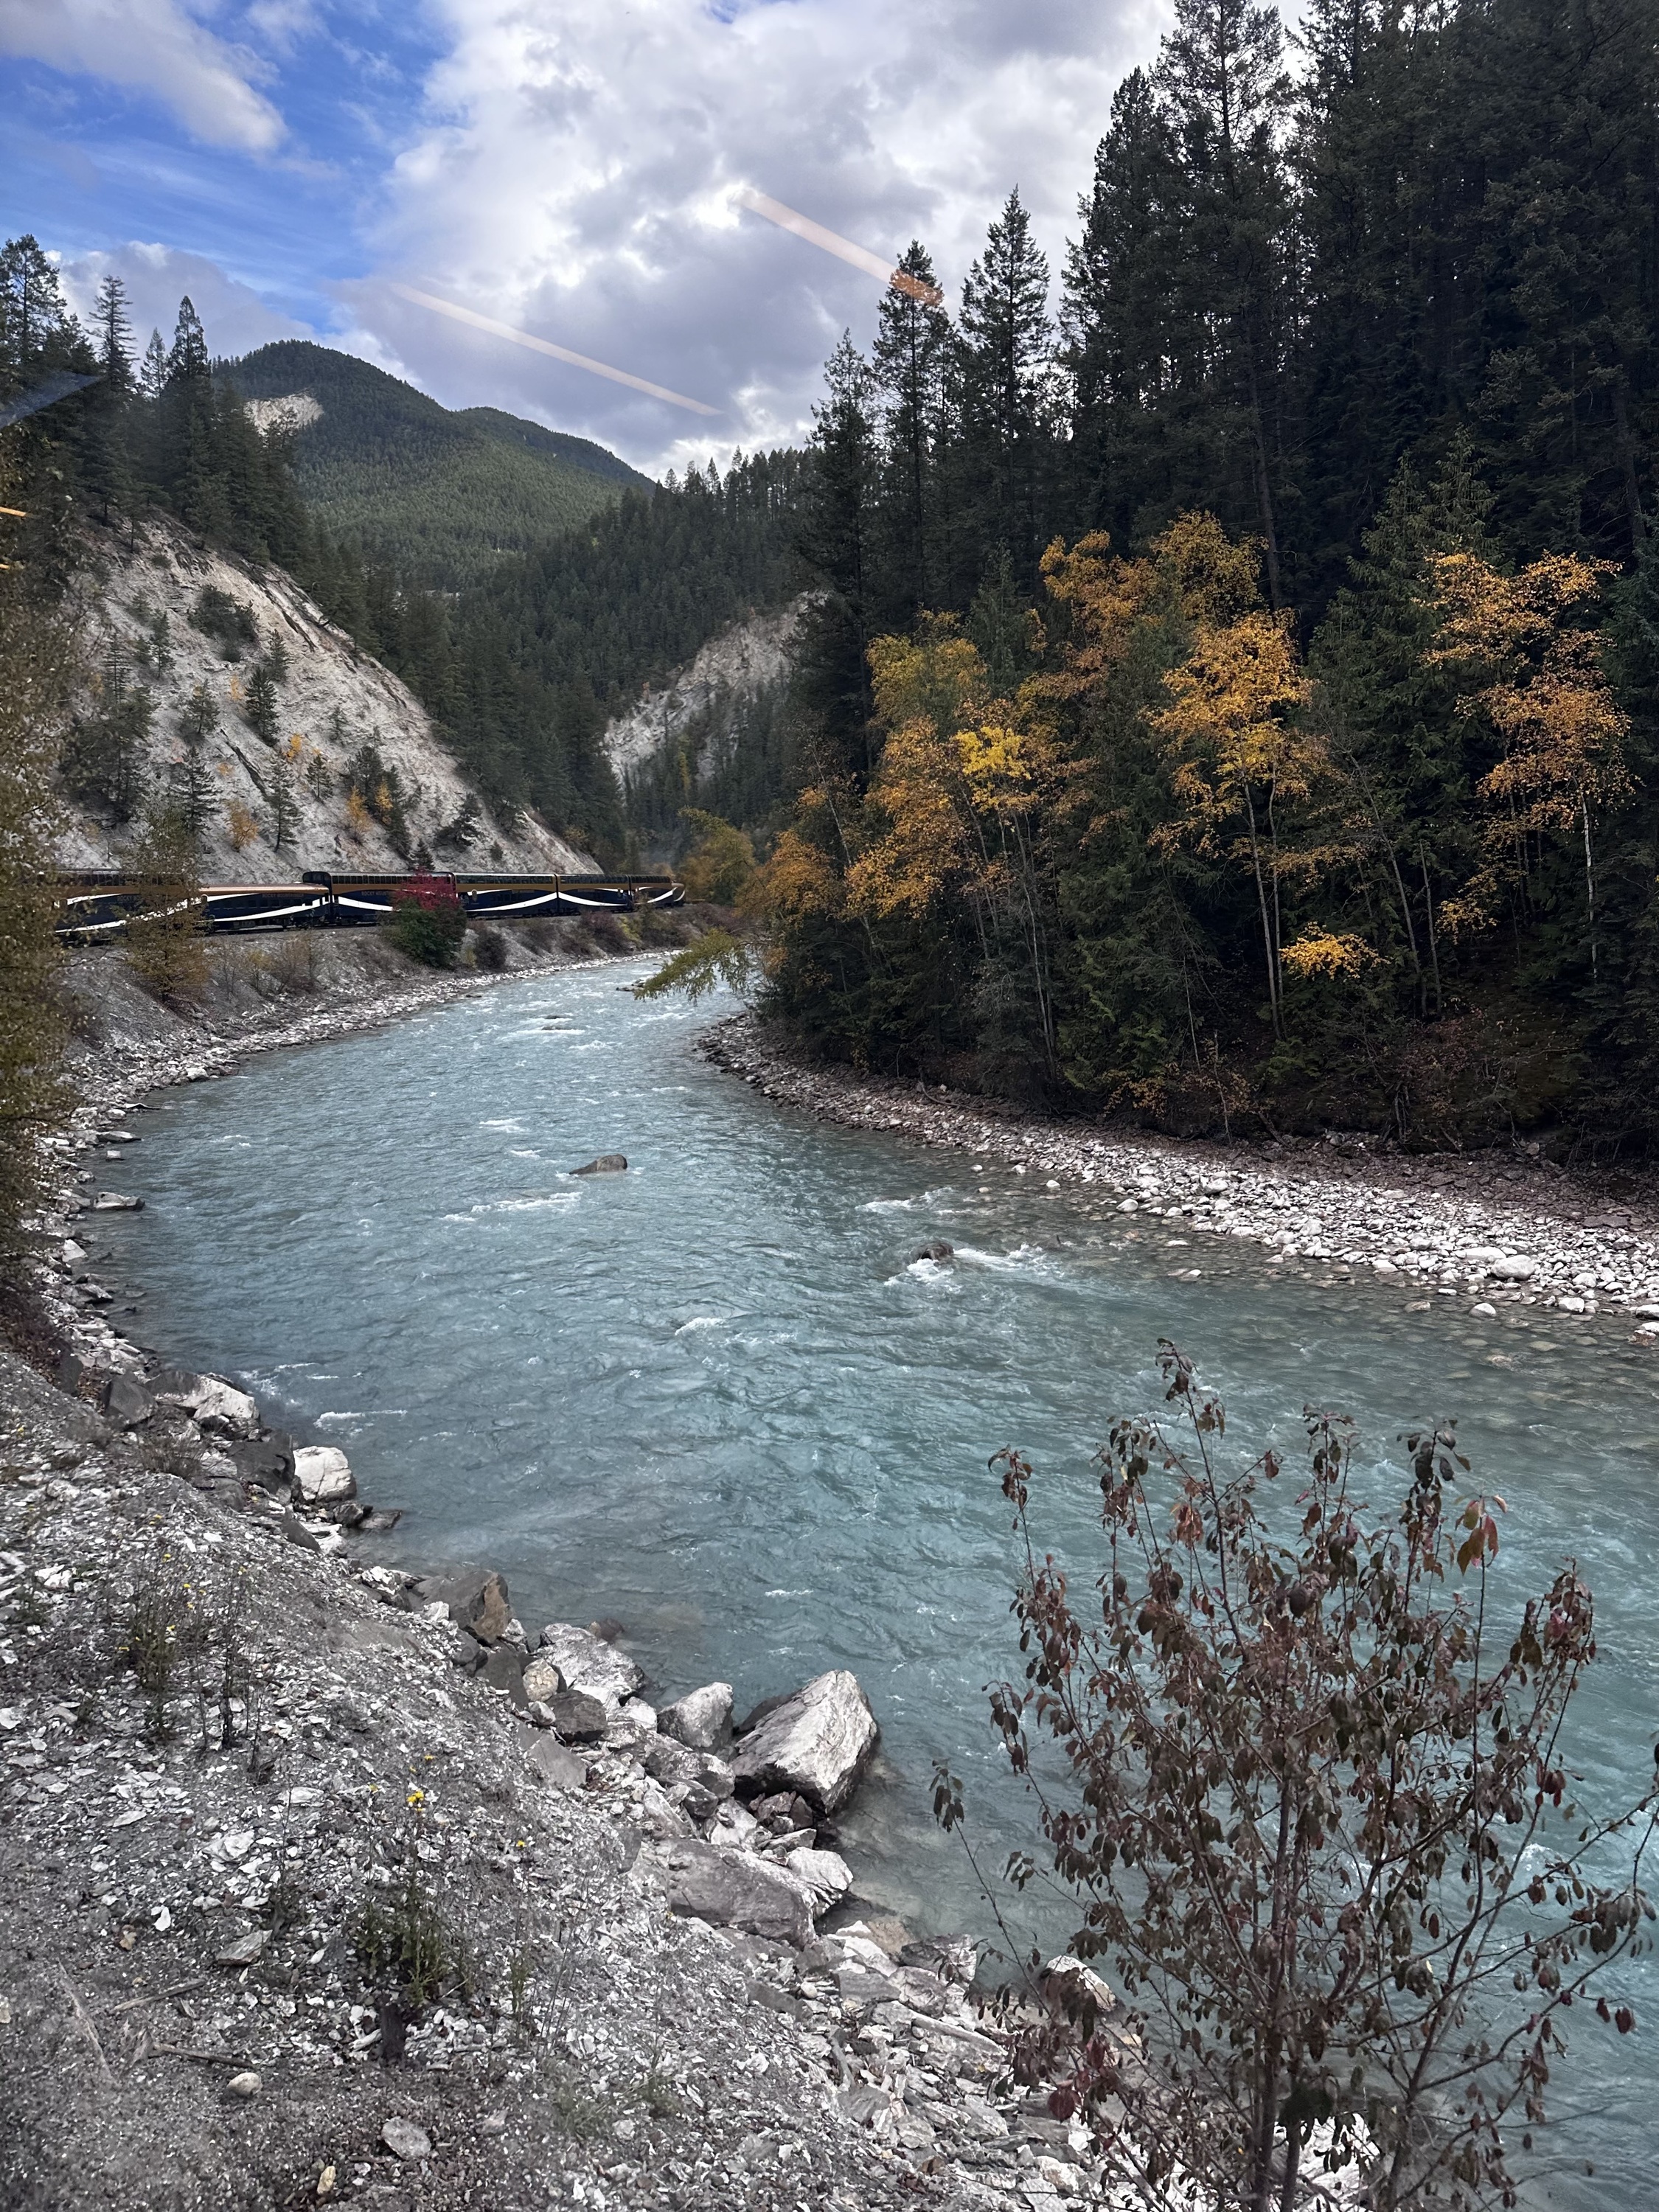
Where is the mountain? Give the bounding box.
[223,341,653,588]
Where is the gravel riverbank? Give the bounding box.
[701,1015,1659,1333]
[2,933,1141,2212]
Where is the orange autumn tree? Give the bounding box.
[1429,552,1632,967]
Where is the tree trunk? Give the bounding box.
[1244,786,1281,1036]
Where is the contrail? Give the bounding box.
[735,189,944,306]
[389,285,721,417]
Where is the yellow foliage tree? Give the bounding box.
[1149,609,1324,1036]
[1429,552,1631,962]
[226,799,259,851]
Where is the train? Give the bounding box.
[52,868,685,940]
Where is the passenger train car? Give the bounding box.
[53,869,684,939]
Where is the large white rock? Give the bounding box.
[658,1680,734,1751]
[658,1838,813,1947]
[537,1621,644,1707]
[291,1445,355,1506]
[157,1372,260,1436]
[731,1669,879,1817]
[1490,1254,1537,1280]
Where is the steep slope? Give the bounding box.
[60,515,594,881]
[606,597,813,844]
[225,341,651,586]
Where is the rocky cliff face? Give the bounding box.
[60,517,594,880]
[602,597,810,788]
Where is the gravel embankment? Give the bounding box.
[702,1015,1659,1332]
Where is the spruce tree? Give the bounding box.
[956,189,1056,591]
[872,243,953,616]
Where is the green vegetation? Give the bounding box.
[958,1343,1657,2210]
[0,462,72,1290]
[224,340,650,588]
[740,0,1659,1147]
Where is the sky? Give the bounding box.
[1,0,1175,478]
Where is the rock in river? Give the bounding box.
[537,1621,644,1706]
[292,1445,357,1508]
[573,1154,627,1175]
[408,1567,511,1644]
[658,1680,734,1751]
[731,1669,879,1818]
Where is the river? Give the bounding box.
[93,961,1658,2205]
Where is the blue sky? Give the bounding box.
[2,1,1171,473]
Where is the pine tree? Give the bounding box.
[246,662,279,744]
[1152,0,1296,605]
[956,189,1057,591]
[797,336,883,771]
[85,273,136,523]
[872,243,953,616]
[171,683,220,844]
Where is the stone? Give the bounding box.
[1471,1301,1497,1318]
[1043,1954,1115,2026]
[101,1374,154,1428]
[642,1734,702,1788]
[293,1446,356,1507]
[1490,1254,1537,1280]
[662,1840,813,1947]
[537,1621,644,1705]
[1037,2156,1085,2197]
[731,1669,879,1817]
[476,1643,528,1707]
[572,1154,627,1175]
[521,1651,566,1703]
[227,2071,262,2098]
[279,1512,322,1553]
[771,1846,854,1914]
[547,1688,611,1741]
[603,1698,658,1750]
[229,1433,294,1489]
[155,1370,261,1436]
[91,1192,143,1211]
[215,1928,268,1967]
[658,1680,734,1751]
[913,1240,953,1263]
[526,1737,588,1790]
[410,1568,511,1644]
[751,1790,815,1835]
[381,2117,431,2162]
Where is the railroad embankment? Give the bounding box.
[701,1013,1659,1333]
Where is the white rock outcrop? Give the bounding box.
[731,1669,880,1817]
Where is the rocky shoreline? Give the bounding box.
[700,1015,1659,1333]
[2,934,1133,2211]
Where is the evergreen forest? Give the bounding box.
[740,0,1659,1150]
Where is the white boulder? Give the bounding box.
[731,1669,879,1817]
[537,1621,644,1706]
[658,1680,734,1750]
[291,1445,355,1506]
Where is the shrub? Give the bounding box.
[676,807,756,905]
[383,873,466,967]
[188,585,258,660]
[956,1342,1659,2212]
[471,922,509,970]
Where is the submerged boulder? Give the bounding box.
[573,1155,627,1176]
[914,1240,954,1263]
[731,1669,879,1818]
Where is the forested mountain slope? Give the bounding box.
[744,0,1659,1150]
[226,341,650,588]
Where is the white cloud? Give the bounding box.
[361,0,1170,472]
[0,0,285,152]
[60,241,312,358]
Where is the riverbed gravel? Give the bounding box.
[702,1016,1659,1335]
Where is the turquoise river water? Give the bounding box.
[94,963,1658,2205]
